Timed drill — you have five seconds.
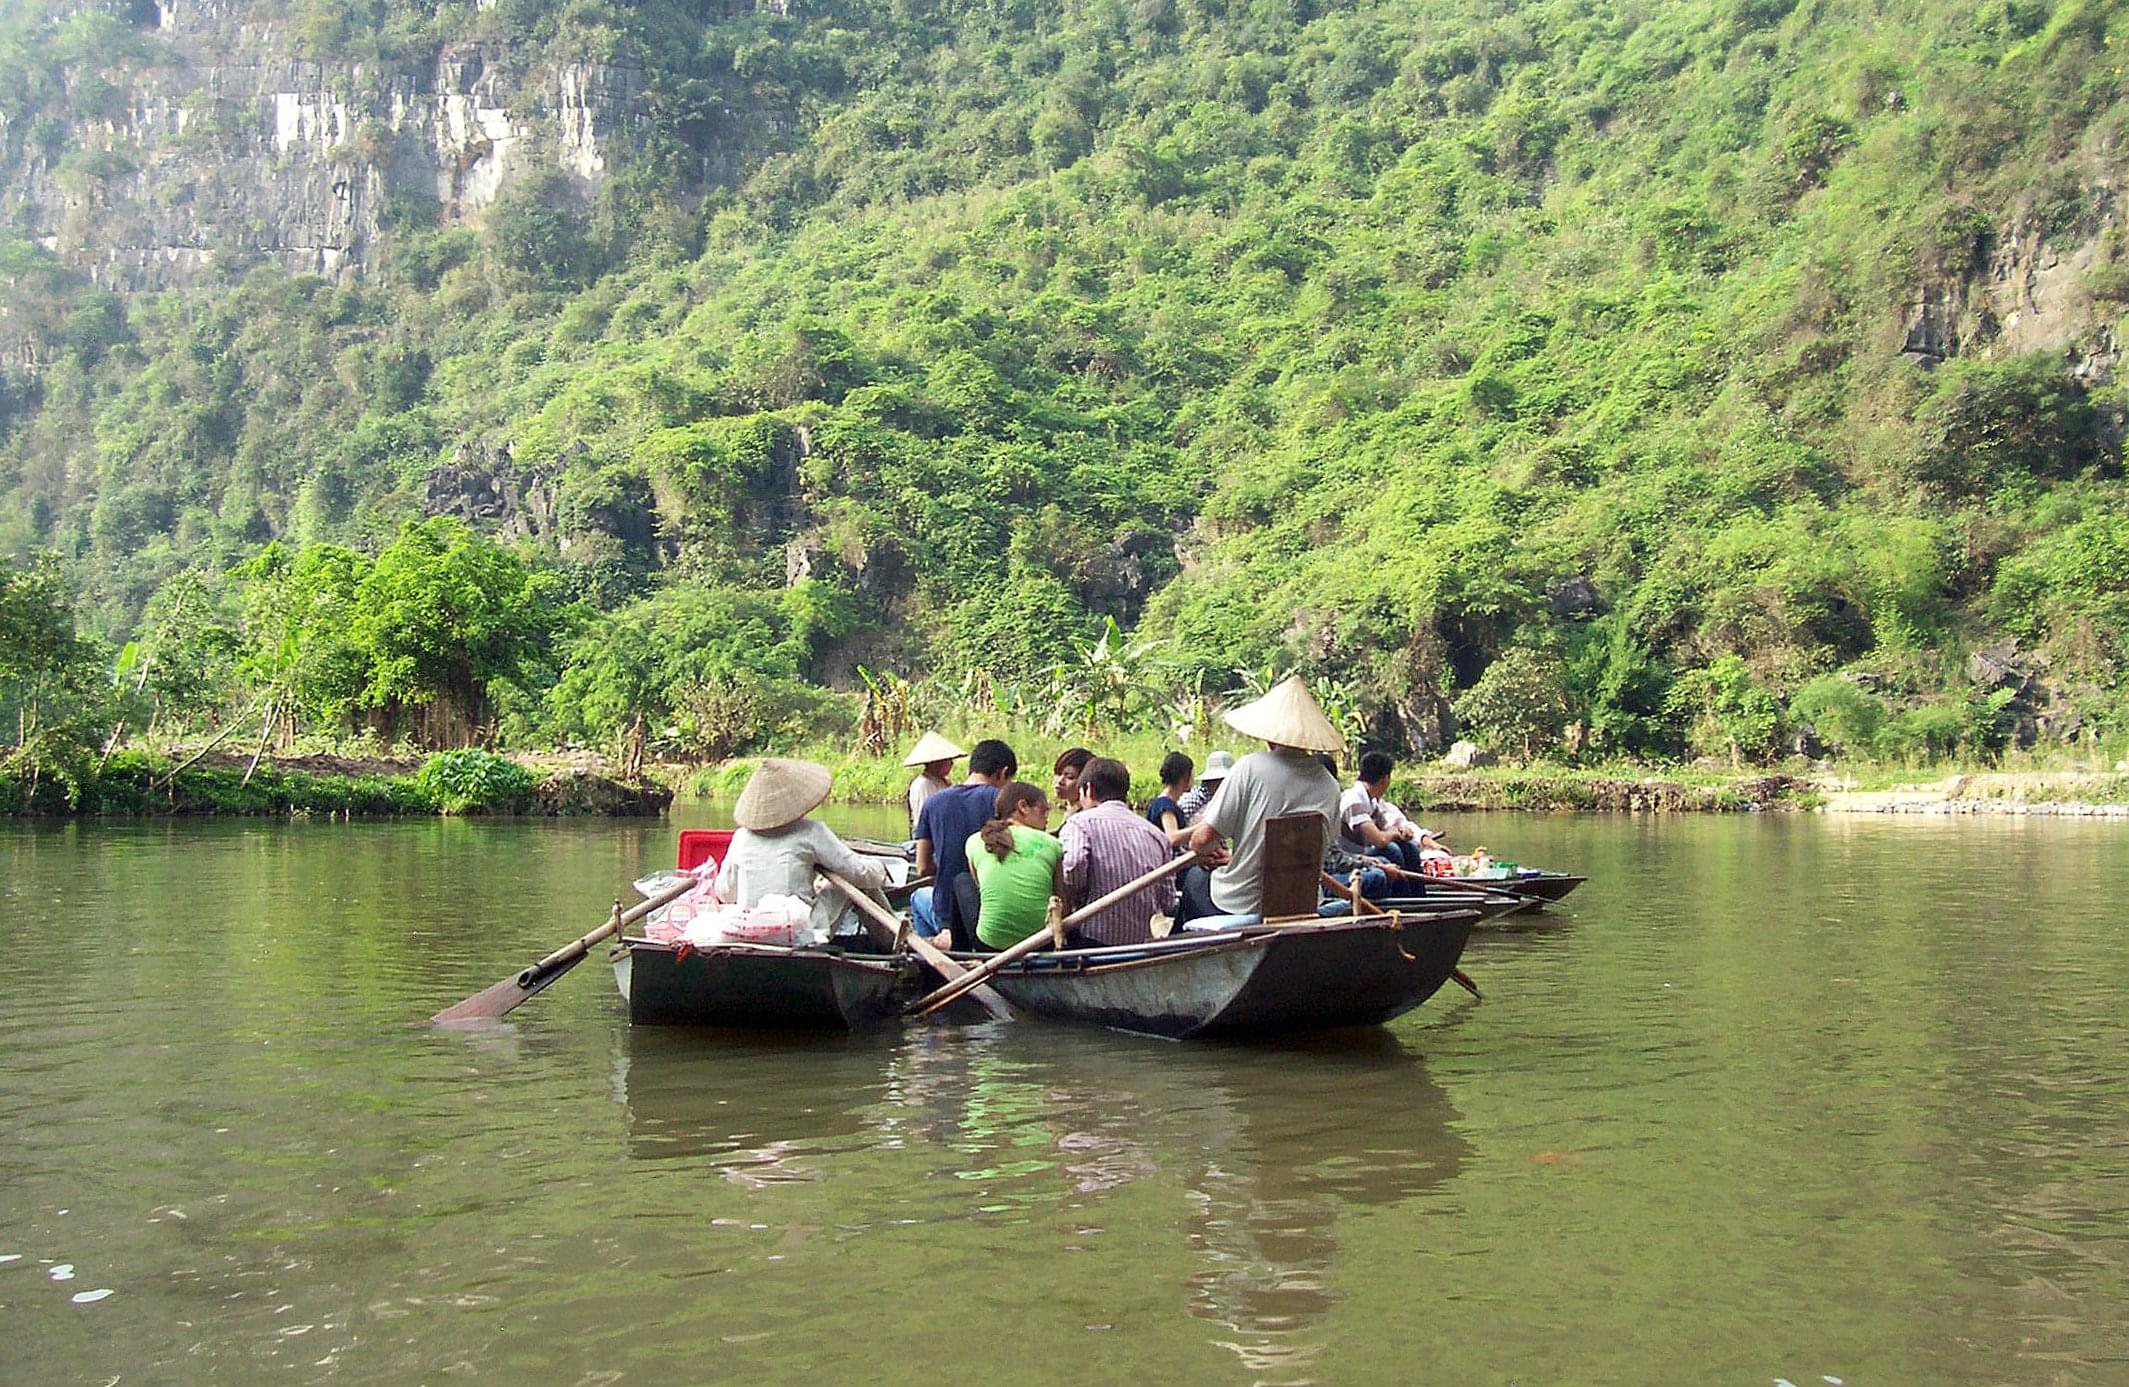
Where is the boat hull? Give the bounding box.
[1499,873,1585,904]
[617,940,915,1030]
[981,912,1477,1040]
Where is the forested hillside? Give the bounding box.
[2,0,2124,769]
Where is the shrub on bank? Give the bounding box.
[413,749,536,814]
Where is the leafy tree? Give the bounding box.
[1453,646,1572,760]
[1666,655,1783,764]
[1787,674,1888,757]
[543,581,850,763]
[0,557,111,804]
[231,541,372,730]
[348,519,561,748]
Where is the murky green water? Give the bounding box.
[5,808,2128,1384]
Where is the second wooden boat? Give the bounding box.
[972,911,1478,1040]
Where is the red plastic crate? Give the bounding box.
[676,828,733,872]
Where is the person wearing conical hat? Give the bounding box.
[712,758,888,943]
[1178,677,1343,922]
[902,732,966,832]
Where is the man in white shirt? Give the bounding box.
[1340,750,1425,874]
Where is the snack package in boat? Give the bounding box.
[681,894,817,948]
[639,868,715,942]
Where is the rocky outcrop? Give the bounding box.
[1964,637,2090,746]
[0,3,650,290]
[1901,158,2123,383]
[423,440,560,542]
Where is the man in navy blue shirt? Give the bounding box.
[910,738,1018,948]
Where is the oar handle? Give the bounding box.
[911,916,1057,1018]
[1060,851,1194,930]
[907,853,1194,1018]
[520,874,699,984]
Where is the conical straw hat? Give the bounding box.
[732,758,835,831]
[1222,676,1345,754]
[901,731,967,768]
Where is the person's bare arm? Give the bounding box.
[915,838,935,877]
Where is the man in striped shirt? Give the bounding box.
[1059,756,1177,946]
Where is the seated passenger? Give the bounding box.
[1146,751,1195,845]
[1063,756,1178,946]
[902,731,966,833]
[964,782,1065,953]
[1176,749,1232,823]
[1323,836,1394,909]
[1342,750,1424,874]
[910,738,1019,949]
[1052,747,1094,824]
[713,758,888,942]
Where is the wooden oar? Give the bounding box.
[431,875,700,1023]
[824,871,1016,1022]
[906,854,1195,1019]
[1395,866,1530,896]
[1327,871,1483,1001]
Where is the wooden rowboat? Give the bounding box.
[1489,872,1585,904]
[619,827,1481,1037]
[968,911,1478,1040]
[616,939,916,1030]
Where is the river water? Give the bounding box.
[4,808,2127,1384]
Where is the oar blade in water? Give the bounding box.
[429,956,576,1024]
[428,878,695,1025]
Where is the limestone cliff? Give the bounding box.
[0,1,652,288]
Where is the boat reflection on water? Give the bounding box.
[615,1024,1467,1379]
[612,1026,901,1183]
[1045,1030,1470,1384]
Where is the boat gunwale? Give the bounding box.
[618,937,910,977]
[983,910,1480,976]
[622,909,1479,977]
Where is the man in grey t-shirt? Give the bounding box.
[1180,677,1345,922]
[1192,746,1339,915]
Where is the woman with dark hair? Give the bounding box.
[1146,751,1194,845]
[963,781,1065,952]
[1052,747,1094,822]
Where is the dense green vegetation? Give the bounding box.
[2,0,2126,780]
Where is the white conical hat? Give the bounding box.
[732,758,835,831]
[901,731,967,768]
[1222,676,1345,754]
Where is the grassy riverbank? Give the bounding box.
[0,749,671,818]
[686,738,2129,817]
[685,741,1813,814]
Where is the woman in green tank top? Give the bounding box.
[963,782,1065,951]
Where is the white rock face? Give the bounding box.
[0,4,650,288]
[1441,740,1495,769]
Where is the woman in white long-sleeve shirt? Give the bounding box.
[712,759,888,942]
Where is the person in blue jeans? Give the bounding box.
[908,738,1018,949]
